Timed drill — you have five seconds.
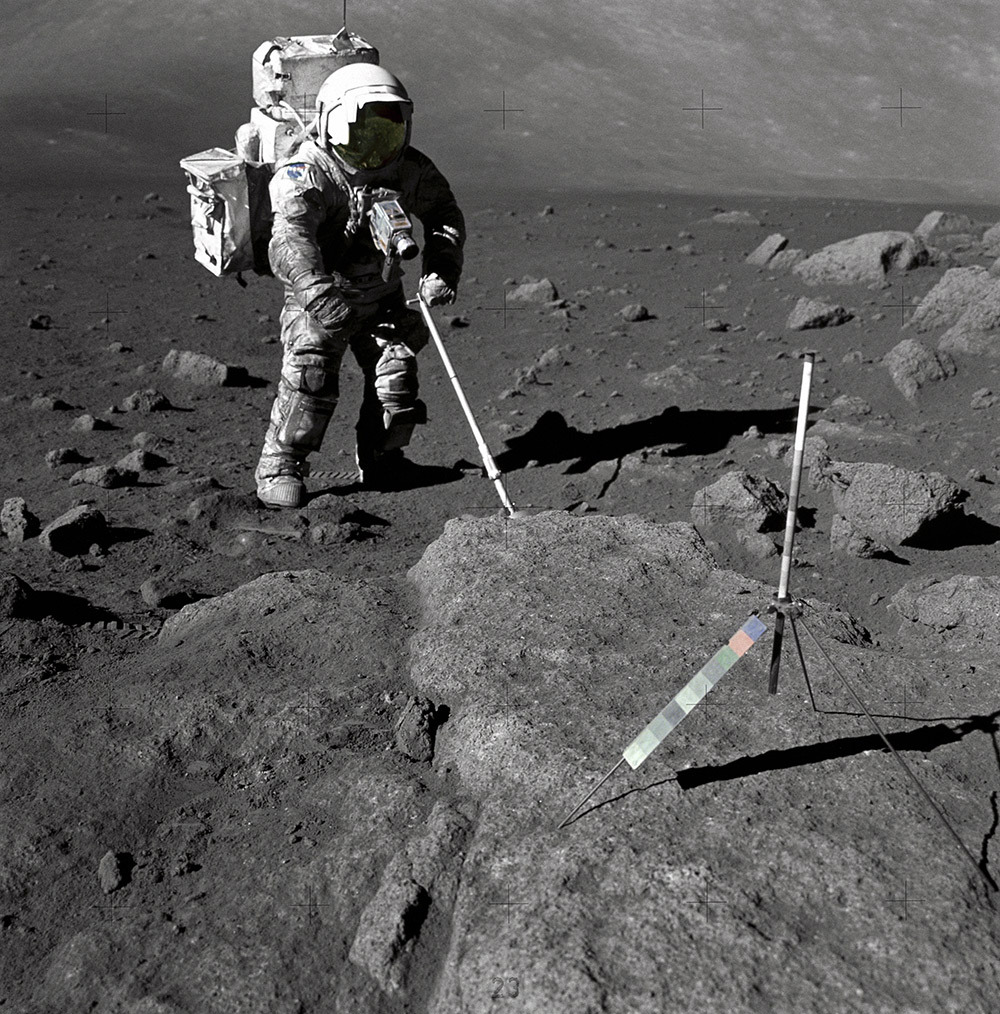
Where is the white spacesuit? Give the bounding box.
[255,62,466,508]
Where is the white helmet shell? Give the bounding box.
[316,63,412,149]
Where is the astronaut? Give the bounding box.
[255,62,466,508]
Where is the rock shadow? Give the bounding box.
[23,589,115,625]
[495,406,804,473]
[905,512,1000,550]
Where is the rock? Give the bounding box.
[939,328,1000,358]
[882,338,956,400]
[70,413,103,432]
[768,248,806,270]
[507,278,557,303]
[97,850,126,893]
[46,447,90,468]
[792,231,928,285]
[131,431,173,451]
[983,223,1000,256]
[912,263,997,358]
[909,266,997,332]
[182,487,241,524]
[913,211,984,242]
[539,205,554,216]
[38,505,107,555]
[162,349,248,387]
[712,210,761,225]
[1,498,40,543]
[746,233,788,266]
[734,529,778,558]
[30,394,71,411]
[786,297,853,330]
[641,365,701,391]
[158,570,396,658]
[691,470,787,533]
[786,435,830,473]
[121,389,171,413]
[142,192,160,203]
[68,464,139,488]
[345,800,473,998]
[766,438,790,459]
[394,695,440,761]
[831,462,965,545]
[28,313,53,330]
[830,514,889,558]
[933,271,1000,356]
[116,448,167,472]
[163,476,223,500]
[348,861,431,993]
[139,576,200,609]
[618,303,652,322]
[703,318,729,331]
[826,395,871,417]
[970,387,997,409]
[889,575,1000,648]
[310,521,365,545]
[0,572,34,619]
[401,513,923,1012]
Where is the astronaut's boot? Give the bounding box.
[255,457,310,509]
[256,358,339,507]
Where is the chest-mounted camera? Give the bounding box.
[368,193,419,281]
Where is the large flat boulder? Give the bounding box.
[402,511,987,1014]
[913,210,987,242]
[792,231,928,286]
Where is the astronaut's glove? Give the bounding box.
[305,290,354,333]
[419,273,456,307]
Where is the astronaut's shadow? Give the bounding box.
[309,462,463,497]
[494,406,804,473]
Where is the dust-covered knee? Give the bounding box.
[282,354,340,403]
[374,343,419,410]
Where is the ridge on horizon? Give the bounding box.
[2,0,998,203]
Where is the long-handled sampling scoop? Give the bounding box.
[408,293,517,516]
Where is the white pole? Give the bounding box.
[409,295,517,516]
[768,351,814,694]
[777,352,815,600]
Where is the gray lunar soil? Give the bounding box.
[1,184,999,1013]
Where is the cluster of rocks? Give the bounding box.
[743,212,1000,411]
[688,452,974,566]
[747,212,997,287]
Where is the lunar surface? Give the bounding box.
[2,4,1000,1012]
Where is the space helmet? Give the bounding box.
[315,63,413,174]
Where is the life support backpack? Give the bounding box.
[179,28,377,287]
